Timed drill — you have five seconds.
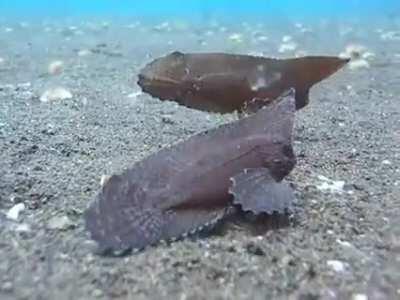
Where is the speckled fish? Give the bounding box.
[84,90,297,253]
[137,51,349,113]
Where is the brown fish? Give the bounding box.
[138,51,349,113]
[84,90,297,253]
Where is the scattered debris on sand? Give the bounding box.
[48,215,75,231]
[339,44,375,70]
[6,203,25,221]
[48,60,64,75]
[228,33,244,43]
[278,35,298,53]
[327,260,347,273]
[77,49,91,57]
[40,87,73,102]
[315,175,345,194]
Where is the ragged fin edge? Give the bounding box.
[84,173,233,255]
[229,168,295,215]
[86,206,230,256]
[164,206,233,243]
[229,90,297,215]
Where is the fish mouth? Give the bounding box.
[137,73,181,90]
[137,73,185,101]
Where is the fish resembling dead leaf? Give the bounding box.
[138,51,349,113]
[84,90,297,253]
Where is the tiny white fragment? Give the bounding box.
[339,44,373,71]
[336,239,352,247]
[77,49,91,57]
[349,59,370,70]
[15,223,31,232]
[352,294,368,300]
[6,203,25,221]
[316,175,345,193]
[381,159,391,165]
[0,57,4,64]
[339,44,367,59]
[278,42,298,53]
[362,51,375,60]
[127,91,143,99]
[228,33,243,43]
[256,35,268,42]
[282,35,292,42]
[100,174,111,186]
[327,260,346,272]
[48,215,74,230]
[40,87,73,102]
[48,60,64,75]
[380,31,400,41]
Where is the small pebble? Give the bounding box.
[316,175,345,193]
[100,174,111,186]
[278,42,298,53]
[282,35,292,42]
[381,160,391,165]
[161,115,175,125]
[6,203,25,221]
[48,60,64,75]
[339,44,367,59]
[1,281,13,292]
[15,223,31,232]
[256,35,268,42]
[327,260,346,272]
[40,87,73,102]
[92,289,103,297]
[78,49,91,57]
[0,57,4,64]
[336,239,352,248]
[127,91,142,99]
[228,33,243,43]
[352,294,367,300]
[349,59,370,70]
[48,215,75,230]
[380,31,400,41]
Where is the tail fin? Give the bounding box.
[287,56,349,109]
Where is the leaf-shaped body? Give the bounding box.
[138,51,349,113]
[84,91,296,252]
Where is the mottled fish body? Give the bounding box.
[84,90,296,252]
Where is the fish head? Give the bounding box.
[137,51,189,98]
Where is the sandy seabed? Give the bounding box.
[0,17,399,300]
